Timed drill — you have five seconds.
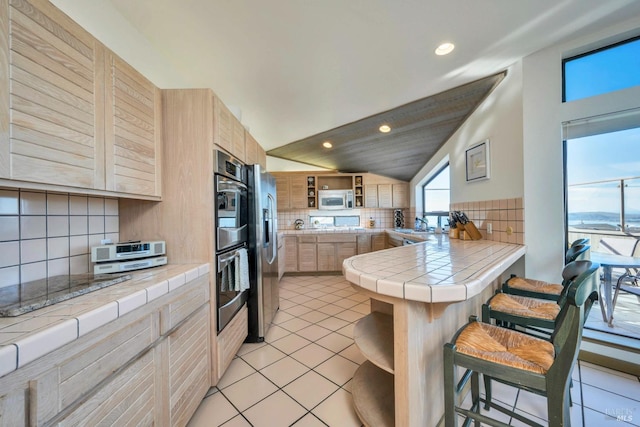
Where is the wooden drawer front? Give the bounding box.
[58,348,158,427]
[169,304,210,427]
[5,0,101,188]
[163,275,209,333]
[30,313,157,425]
[297,235,317,243]
[217,305,248,380]
[105,53,161,197]
[317,234,357,243]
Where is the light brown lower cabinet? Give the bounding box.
[372,233,387,251]
[281,233,387,275]
[0,275,210,427]
[284,236,298,273]
[317,235,357,272]
[216,305,248,380]
[298,236,318,272]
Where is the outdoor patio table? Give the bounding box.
[590,252,640,326]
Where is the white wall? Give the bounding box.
[411,62,524,211]
[50,0,190,89]
[522,17,640,282]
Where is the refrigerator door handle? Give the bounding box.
[266,193,277,264]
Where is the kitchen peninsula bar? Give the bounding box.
[343,235,525,426]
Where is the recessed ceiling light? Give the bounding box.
[322,141,333,148]
[379,125,391,133]
[435,42,455,56]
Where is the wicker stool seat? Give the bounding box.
[502,244,590,300]
[455,321,554,374]
[486,293,560,320]
[504,277,563,297]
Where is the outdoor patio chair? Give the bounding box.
[612,271,640,310]
[570,238,589,247]
[502,244,590,300]
[443,262,600,427]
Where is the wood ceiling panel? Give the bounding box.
[268,72,506,181]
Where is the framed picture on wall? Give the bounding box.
[465,139,490,182]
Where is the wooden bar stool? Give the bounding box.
[483,261,594,335]
[502,244,590,301]
[443,263,599,427]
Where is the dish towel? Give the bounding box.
[235,248,250,292]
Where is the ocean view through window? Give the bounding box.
[563,35,640,342]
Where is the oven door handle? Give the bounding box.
[218,250,240,270]
[216,177,248,190]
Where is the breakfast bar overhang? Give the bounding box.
[343,236,526,426]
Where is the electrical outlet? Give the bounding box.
[487,223,492,234]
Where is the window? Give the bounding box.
[563,36,640,102]
[566,125,640,234]
[422,164,450,227]
[563,36,640,342]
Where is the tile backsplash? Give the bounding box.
[278,208,398,230]
[449,198,524,244]
[0,189,119,289]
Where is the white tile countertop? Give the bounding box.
[343,235,525,303]
[0,263,209,378]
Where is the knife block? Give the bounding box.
[459,221,482,240]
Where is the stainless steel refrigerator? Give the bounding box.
[246,164,279,342]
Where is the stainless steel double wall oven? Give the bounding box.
[214,151,248,333]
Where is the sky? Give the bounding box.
[564,37,640,216]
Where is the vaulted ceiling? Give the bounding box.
[54,0,640,179]
[267,72,505,181]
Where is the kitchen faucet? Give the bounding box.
[415,216,429,231]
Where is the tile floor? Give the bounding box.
[188,274,640,427]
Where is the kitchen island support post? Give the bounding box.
[358,281,500,426]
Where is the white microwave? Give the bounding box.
[318,190,354,210]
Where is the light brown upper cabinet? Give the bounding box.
[273,173,307,209]
[244,130,258,166]
[213,95,246,162]
[104,51,162,198]
[0,0,162,199]
[392,183,409,208]
[0,0,103,189]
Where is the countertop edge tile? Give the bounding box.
[431,284,466,303]
[198,263,211,276]
[0,344,17,377]
[16,318,78,368]
[77,302,119,337]
[117,289,148,317]
[146,280,170,302]
[359,274,378,292]
[377,278,404,299]
[168,273,187,291]
[403,282,431,303]
[185,266,200,283]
